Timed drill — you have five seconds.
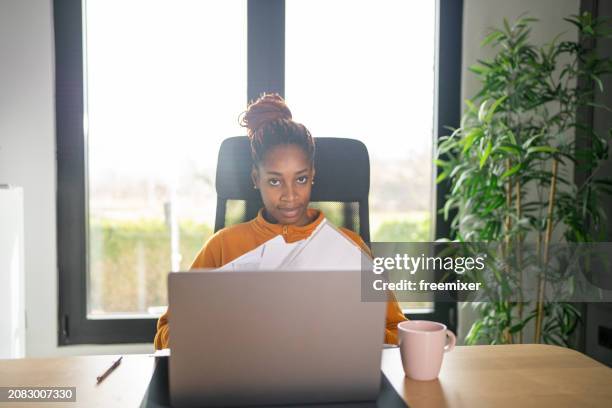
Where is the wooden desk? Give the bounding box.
[0,354,155,407]
[382,344,612,408]
[0,345,610,407]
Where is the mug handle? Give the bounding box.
[444,330,456,353]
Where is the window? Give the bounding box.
[286,0,436,313]
[56,0,462,344]
[84,0,246,318]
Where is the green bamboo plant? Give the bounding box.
[436,13,612,346]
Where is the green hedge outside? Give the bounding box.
[88,215,430,314]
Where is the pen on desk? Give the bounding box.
[96,356,122,384]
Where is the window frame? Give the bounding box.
[55,0,461,345]
[408,0,464,331]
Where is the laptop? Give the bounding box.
[168,270,387,408]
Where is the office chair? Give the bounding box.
[214,136,371,243]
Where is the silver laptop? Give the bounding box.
[168,270,386,408]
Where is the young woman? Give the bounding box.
[154,94,406,349]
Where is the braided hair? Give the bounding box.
[239,93,315,166]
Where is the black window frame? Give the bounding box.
[55,0,462,345]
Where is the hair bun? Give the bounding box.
[239,93,292,138]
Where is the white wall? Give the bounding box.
[0,0,151,357]
[458,0,580,343]
[0,188,25,358]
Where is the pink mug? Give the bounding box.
[397,320,456,381]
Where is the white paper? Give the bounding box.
[281,222,369,271]
[259,235,303,270]
[216,244,265,271]
[215,217,372,272]
[215,235,305,271]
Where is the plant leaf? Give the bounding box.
[481,30,504,47]
[443,196,457,220]
[478,101,489,123]
[436,170,449,184]
[501,163,522,179]
[462,128,484,154]
[480,141,493,168]
[527,146,558,154]
[465,99,477,113]
[485,95,508,123]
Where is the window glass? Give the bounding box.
[286,0,436,312]
[85,0,247,317]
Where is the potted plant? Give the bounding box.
[436,12,612,346]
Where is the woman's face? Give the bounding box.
[252,144,315,226]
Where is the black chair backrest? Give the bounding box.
[215,136,370,243]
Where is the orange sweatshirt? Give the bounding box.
[154,208,407,349]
